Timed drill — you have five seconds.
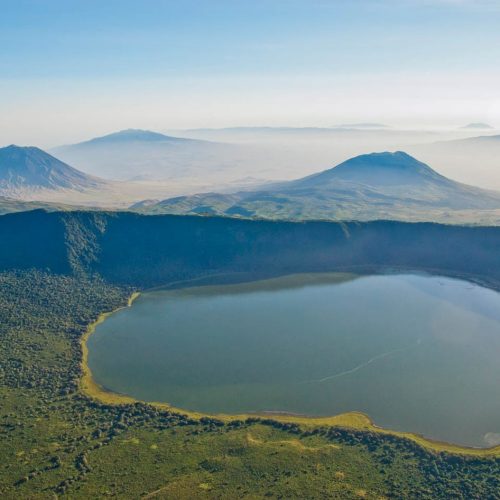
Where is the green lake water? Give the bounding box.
[87,273,500,447]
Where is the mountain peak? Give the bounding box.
[3,144,45,154]
[344,150,415,162]
[1,144,63,162]
[292,151,447,188]
[54,129,203,152]
[336,151,429,170]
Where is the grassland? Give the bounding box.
[1,270,500,499]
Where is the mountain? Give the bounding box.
[286,151,446,188]
[461,123,494,130]
[74,128,192,145]
[0,145,108,198]
[135,151,500,224]
[407,134,500,191]
[50,129,236,182]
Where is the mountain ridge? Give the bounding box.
[287,151,448,188]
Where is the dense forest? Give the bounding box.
[1,210,500,498]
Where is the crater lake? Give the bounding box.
[87,273,500,448]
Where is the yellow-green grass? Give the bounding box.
[80,288,500,458]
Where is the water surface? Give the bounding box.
[88,273,500,447]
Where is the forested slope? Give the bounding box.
[0,210,499,288]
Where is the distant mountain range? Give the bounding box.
[2,143,500,224]
[0,145,108,198]
[72,129,194,145]
[182,124,391,134]
[133,151,500,224]
[407,133,500,191]
[51,127,489,191]
[438,134,500,145]
[54,127,390,188]
[334,123,390,129]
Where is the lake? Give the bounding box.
[87,273,500,448]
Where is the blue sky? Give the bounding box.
[2,0,500,144]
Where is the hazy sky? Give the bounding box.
[2,0,500,146]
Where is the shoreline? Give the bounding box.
[79,272,500,458]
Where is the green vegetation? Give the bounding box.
[1,269,500,498]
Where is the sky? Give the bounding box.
[2,0,500,146]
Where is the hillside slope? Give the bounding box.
[0,145,108,198]
[135,152,500,224]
